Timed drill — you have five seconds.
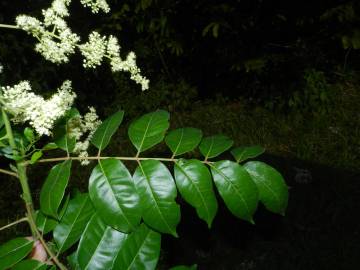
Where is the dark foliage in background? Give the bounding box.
[0,0,359,114]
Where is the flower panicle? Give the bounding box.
[0,80,76,136]
[68,106,102,165]
[14,0,149,90]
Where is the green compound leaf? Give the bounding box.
[89,159,141,232]
[77,213,128,270]
[133,160,180,237]
[12,260,47,270]
[128,110,170,153]
[231,146,265,163]
[0,237,34,269]
[165,128,203,156]
[244,161,288,215]
[53,193,94,254]
[199,135,233,159]
[113,223,161,270]
[174,159,218,228]
[91,110,124,151]
[210,160,258,223]
[40,160,72,219]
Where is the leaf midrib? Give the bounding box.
[138,162,176,235]
[57,196,90,253]
[136,113,155,152]
[172,128,184,156]
[176,162,212,223]
[84,225,109,269]
[255,171,282,210]
[98,160,133,230]
[43,161,69,217]
[1,240,32,258]
[126,229,153,270]
[97,118,112,150]
[210,164,252,219]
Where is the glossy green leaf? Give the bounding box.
[12,260,47,270]
[199,135,233,159]
[67,251,80,270]
[231,146,265,163]
[210,160,258,223]
[36,211,57,234]
[113,223,161,270]
[0,237,34,269]
[53,193,94,253]
[89,159,141,232]
[244,161,288,215]
[91,110,124,151]
[30,151,43,164]
[54,125,76,153]
[24,127,35,142]
[40,160,72,219]
[42,142,58,150]
[128,110,170,153]
[174,159,218,228]
[133,160,180,236]
[0,113,4,129]
[77,213,128,270]
[53,109,79,153]
[59,194,70,219]
[169,265,198,270]
[36,194,71,235]
[165,128,202,156]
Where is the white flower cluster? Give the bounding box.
[0,63,3,73]
[107,36,149,90]
[1,80,76,136]
[16,0,80,64]
[15,0,149,90]
[68,107,101,165]
[117,52,150,91]
[80,0,110,14]
[79,31,107,68]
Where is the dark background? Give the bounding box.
[0,0,359,269]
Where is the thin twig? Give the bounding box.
[25,204,67,270]
[0,217,28,231]
[0,23,20,29]
[32,155,214,165]
[0,168,18,178]
[35,156,177,164]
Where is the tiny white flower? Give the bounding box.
[80,0,110,14]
